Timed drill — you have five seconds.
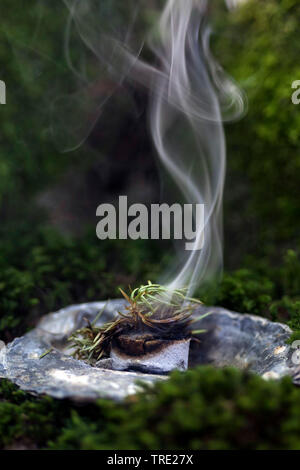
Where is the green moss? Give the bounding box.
[0,225,170,338]
[286,331,300,345]
[204,268,274,315]
[1,221,300,341]
[0,380,68,448]
[2,367,300,450]
[270,297,300,331]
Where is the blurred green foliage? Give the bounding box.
[214,0,300,256]
[0,224,170,339]
[2,367,300,450]
[0,0,73,211]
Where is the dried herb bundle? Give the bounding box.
[69,281,209,363]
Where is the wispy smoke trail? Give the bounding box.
[61,0,245,295]
[225,0,248,10]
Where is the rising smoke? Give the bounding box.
[61,0,246,295]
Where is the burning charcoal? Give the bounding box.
[110,333,191,374]
[68,282,206,373]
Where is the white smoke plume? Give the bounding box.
[61,0,246,296]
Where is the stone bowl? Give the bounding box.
[0,299,299,402]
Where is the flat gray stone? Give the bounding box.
[0,300,167,402]
[189,306,296,380]
[0,300,299,402]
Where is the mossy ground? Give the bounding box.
[0,227,300,450]
[2,367,300,450]
[1,0,300,450]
